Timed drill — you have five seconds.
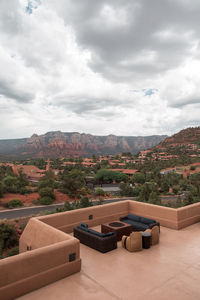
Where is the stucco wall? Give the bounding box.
[38,201,129,233]
[177,202,200,229]
[128,201,179,229]
[19,218,72,252]
[0,218,81,300]
[128,200,200,230]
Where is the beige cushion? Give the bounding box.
[145,226,159,245]
[151,226,159,245]
[122,232,142,252]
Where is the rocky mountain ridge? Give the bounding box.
[156,127,200,148]
[0,131,167,158]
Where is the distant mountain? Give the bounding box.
[0,131,167,159]
[156,127,200,149]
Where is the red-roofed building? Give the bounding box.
[110,169,139,178]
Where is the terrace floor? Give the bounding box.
[18,223,200,300]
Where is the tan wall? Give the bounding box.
[128,201,179,229]
[0,240,81,300]
[1,239,80,287]
[19,218,72,252]
[0,218,81,300]
[177,202,200,229]
[38,201,129,233]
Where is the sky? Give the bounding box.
[0,0,200,139]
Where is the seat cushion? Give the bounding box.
[88,228,105,237]
[127,214,141,222]
[77,225,89,231]
[103,232,115,237]
[123,220,148,231]
[140,217,156,225]
[77,226,115,238]
[80,222,88,228]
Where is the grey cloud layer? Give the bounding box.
[0,0,200,138]
[53,0,200,82]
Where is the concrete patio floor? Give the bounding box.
[17,223,200,300]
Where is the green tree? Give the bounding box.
[38,178,55,190]
[0,223,18,255]
[5,199,23,208]
[40,196,53,205]
[137,183,158,202]
[160,180,170,193]
[119,183,135,197]
[18,168,29,187]
[61,169,85,198]
[131,173,145,184]
[79,196,93,208]
[148,191,161,205]
[38,187,55,199]
[64,201,73,211]
[95,188,105,196]
[3,176,19,193]
[95,169,128,184]
[172,185,181,195]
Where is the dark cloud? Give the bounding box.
[55,0,200,82]
[171,96,200,108]
[56,95,134,115]
[0,80,33,103]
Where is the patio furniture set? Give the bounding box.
[73,214,160,253]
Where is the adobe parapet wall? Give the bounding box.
[177,202,200,229]
[128,200,200,229]
[0,218,81,300]
[37,200,129,233]
[1,200,200,299]
[38,200,200,231]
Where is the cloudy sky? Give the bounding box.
[0,0,200,139]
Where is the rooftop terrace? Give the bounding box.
[18,223,200,300]
[1,200,200,300]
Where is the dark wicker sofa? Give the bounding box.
[73,223,117,253]
[120,214,160,231]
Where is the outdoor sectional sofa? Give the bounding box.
[73,223,117,253]
[120,214,160,231]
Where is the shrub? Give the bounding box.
[64,201,73,211]
[38,179,55,190]
[77,187,88,196]
[172,185,181,195]
[119,183,135,197]
[71,201,81,209]
[20,187,32,195]
[5,199,23,209]
[38,187,55,199]
[79,196,93,208]
[39,196,54,205]
[0,223,18,255]
[6,246,19,257]
[95,188,105,196]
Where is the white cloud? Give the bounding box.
[0,0,200,139]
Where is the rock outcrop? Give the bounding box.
[0,131,167,158]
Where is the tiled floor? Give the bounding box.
[18,223,200,300]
